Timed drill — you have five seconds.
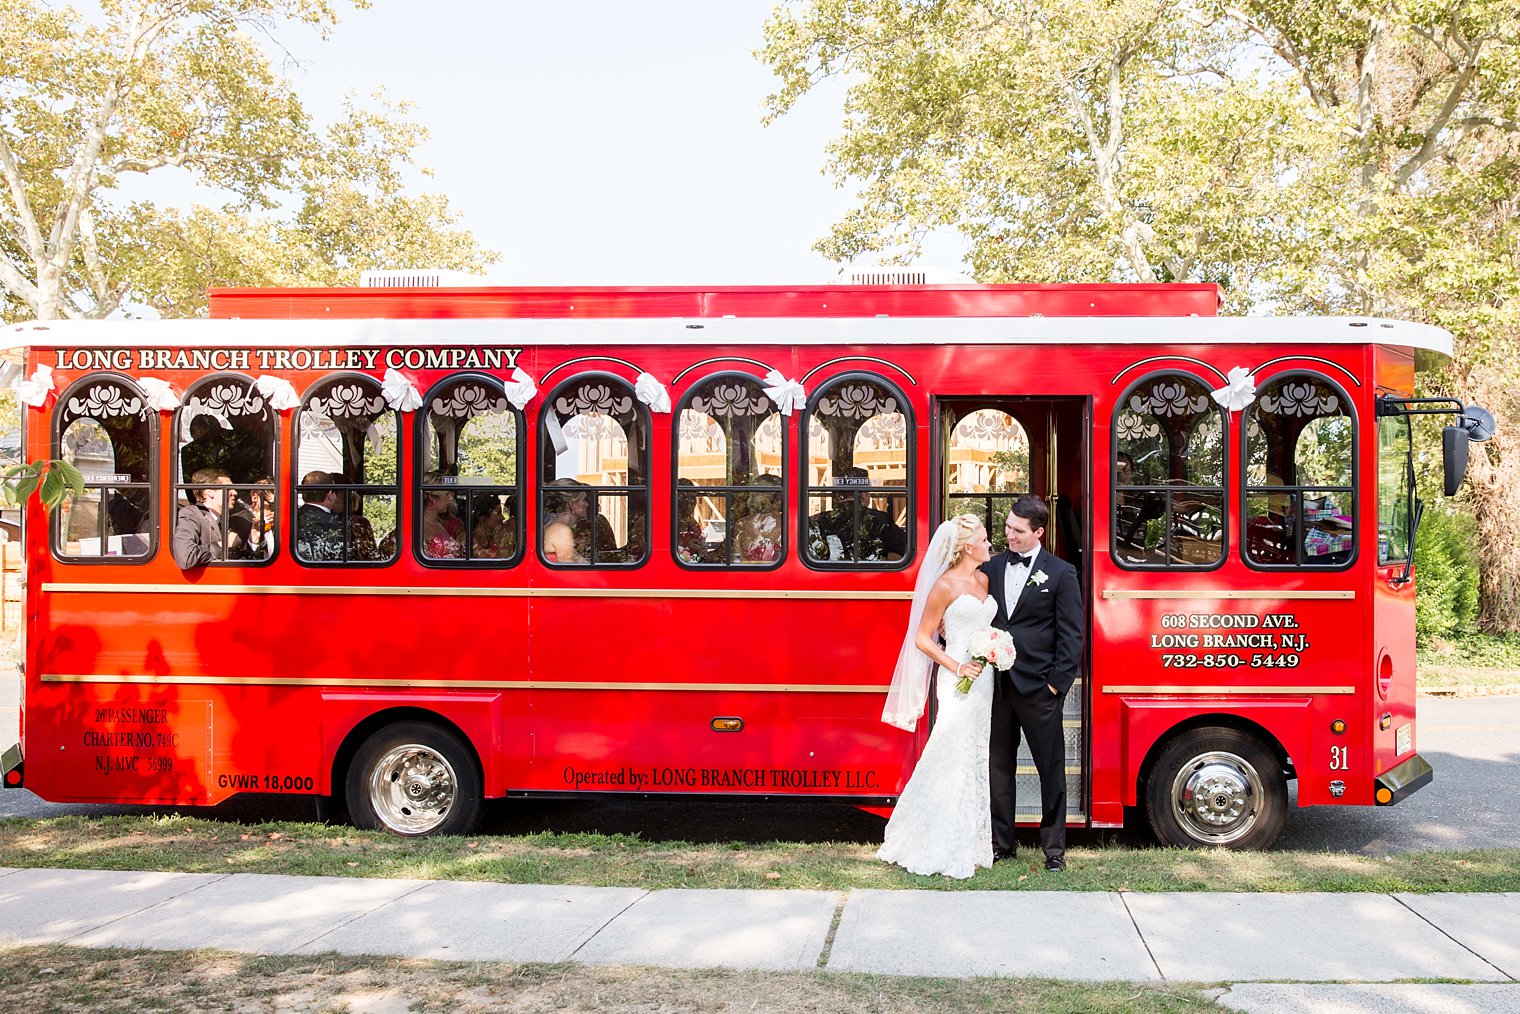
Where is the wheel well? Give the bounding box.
[1135,713,1294,801]
[329,707,483,806]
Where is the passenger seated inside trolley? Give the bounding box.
[295,470,345,561]
[173,468,261,567]
[542,520,583,564]
[543,477,621,564]
[807,465,908,562]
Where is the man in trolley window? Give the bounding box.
[983,495,1084,872]
[173,468,258,567]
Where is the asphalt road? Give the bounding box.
[3,661,1516,854]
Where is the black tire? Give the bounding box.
[1144,726,1287,850]
[346,721,483,837]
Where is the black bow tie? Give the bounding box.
[1010,552,1035,567]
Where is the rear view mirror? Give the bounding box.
[1443,425,1469,497]
[1464,405,1496,442]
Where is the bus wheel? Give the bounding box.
[346,722,482,837]
[1145,727,1286,850]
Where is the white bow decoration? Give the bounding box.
[381,368,422,412]
[255,375,300,412]
[136,377,181,411]
[761,369,806,415]
[1211,366,1258,412]
[16,365,54,407]
[502,367,537,410]
[634,372,671,414]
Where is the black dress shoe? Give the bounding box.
[1044,854,1066,873]
[992,848,1016,863]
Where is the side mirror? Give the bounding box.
[1443,425,1469,497]
[1464,405,1496,442]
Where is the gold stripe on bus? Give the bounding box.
[40,583,913,601]
[40,673,890,693]
[1101,685,1355,695]
[1101,589,1355,600]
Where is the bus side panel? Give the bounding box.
[522,595,918,796]
[1112,697,1313,807]
[23,680,223,804]
[319,692,512,797]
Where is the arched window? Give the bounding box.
[673,372,785,567]
[944,407,1030,551]
[52,374,155,562]
[1113,372,1226,568]
[173,373,278,564]
[539,373,650,567]
[803,373,913,568]
[418,374,523,565]
[292,373,400,565]
[1244,372,1356,568]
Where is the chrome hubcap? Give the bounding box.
[368,743,457,835]
[1171,750,1263,845]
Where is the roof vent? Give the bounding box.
[359,268,491,288]
[847,265,974,285]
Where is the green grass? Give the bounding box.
[1416,630,1520,691]
[2,814,1517,893]
[1418,630,1520,674]
[0,945,1218,1013]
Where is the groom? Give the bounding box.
[982,495,1084,872]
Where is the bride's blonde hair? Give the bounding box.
[945,513,984,566]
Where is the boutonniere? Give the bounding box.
[1028,570,1048,587]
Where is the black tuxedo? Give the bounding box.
[296,502,345,561]
[981,546,1084,859]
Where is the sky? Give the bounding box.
[231,0,966,286]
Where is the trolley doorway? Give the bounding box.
[935,395,1091,824]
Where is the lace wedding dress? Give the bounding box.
[877,593,996,878]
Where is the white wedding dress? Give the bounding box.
[877,593,996,878]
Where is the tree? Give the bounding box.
[1227,0,1520,629]
[760,0,1326,309]
[763,0,1520,628]
[0,0,497,323]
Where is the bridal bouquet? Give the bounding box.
[957,628,1017,694]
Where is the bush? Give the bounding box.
[1415,505,1480,642]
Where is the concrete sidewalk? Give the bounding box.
[2,868,1518,1010]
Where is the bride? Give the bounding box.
[877,513,997,878]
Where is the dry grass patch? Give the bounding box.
[0,944,1215,1013]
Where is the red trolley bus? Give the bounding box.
[1,281,1486,848]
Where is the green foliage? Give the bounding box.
[1419,630,1520,670]
[2,458,84,512]
[1415,506,1480,642]
[763,0,1520,628]
[0,1,496,322]
[985,449,1028,490]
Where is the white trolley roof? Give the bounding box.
[2,315,1453,359]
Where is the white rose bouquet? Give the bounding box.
[957,628,1017,694]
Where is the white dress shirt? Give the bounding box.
[1003,550,1035,619]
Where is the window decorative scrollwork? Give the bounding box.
[307,382,387,421]
[554,381,634,419]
